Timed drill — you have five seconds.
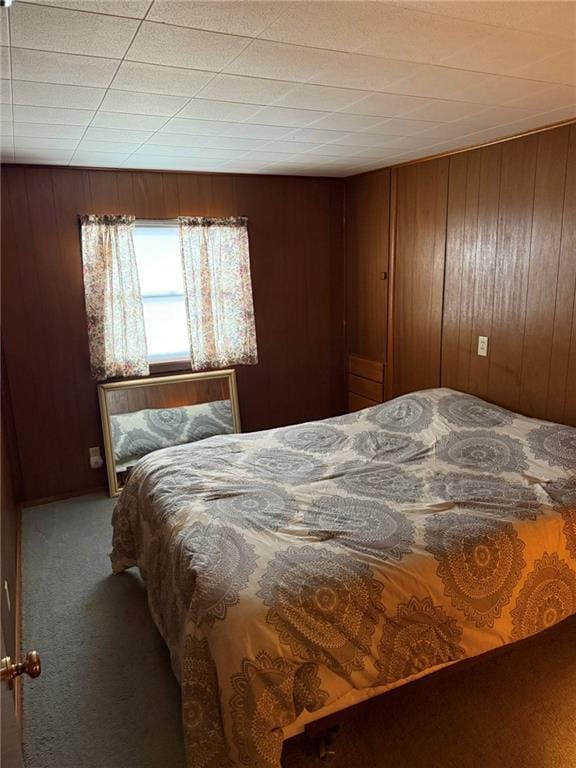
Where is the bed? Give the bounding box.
[111,388,576,768]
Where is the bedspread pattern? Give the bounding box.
[111,388,576,768]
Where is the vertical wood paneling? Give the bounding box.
[1,167,346,503]
[466,144,502,399]
[442,123,576,426]
[553,125,576,426]
[392,157,449,396]
[519,128,570,418]
[488,135,538,409]
[345,169,390,362]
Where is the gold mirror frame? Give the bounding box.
[98,369,241,497]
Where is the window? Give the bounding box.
[80,214,257,380]
[133,221,189,364]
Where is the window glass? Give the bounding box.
[133,224,189,363]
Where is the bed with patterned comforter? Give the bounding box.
[111,388,576,768]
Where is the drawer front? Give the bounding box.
[348,373,382,402]
[348,355,384,383]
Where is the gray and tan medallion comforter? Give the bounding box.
[111,388,576,768]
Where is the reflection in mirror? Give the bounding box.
[98,370,240,496]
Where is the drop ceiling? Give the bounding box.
[1,0,575,177]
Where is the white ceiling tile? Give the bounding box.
[505,107,576,130]
[218,161,272,173]
[13,80,105,110]
[309,113,391,132]
[505,85,576,112]
[1,120,13,137]
[262,2,392,53]
[29,0,150,19]
[257,140,322,154]
[370,117,442,135]
[310,53,426,92]
[451,105,541,127]
[147,1,286,37]
[220,123,293,140]
[147,132,223,147]
[224,40,339,82]
[462,74,560,105]
[304,144,366,157]
[102,90,189,116]
[341,92,435,118]
[196,73,295,105]
[71,152,132,166]
[13,104,94,125]
[511,48,576,87]
[1,47,11,78]
[411,122,496,141]
[7,0,574,175]
[282,127,351,143]
[488,108,576,134]
[387,65,493,101]
[356,6,493,63]
[84,126,154,143]
[406,1,576,42]
[11,3,139,58]
[158,118,231,136]
[15,136,79,150]
[135,138,207,152]
[14,121,85,138]
[238,151,299,163]
[91,112,168,131]
[13,149,73,163]
[387,66,560,107]
[178,99,261,122]
[201,136,266,151]
[439,28,566,77]
[111,61,214,98]
[135,144,246,160]
[125,157,228,171]
[1,79,11,104]
[274,84,368,111]
[12,48,118,88]
[248,106,327,127]
[331,132,403,148]
[78,140,143,153]
[352,147,403,159]
[402,98,490,122]
[126,21,250,71]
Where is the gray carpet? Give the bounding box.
[22,494,576,768]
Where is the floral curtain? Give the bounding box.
[80,214,149,380]
[178,217,258,371]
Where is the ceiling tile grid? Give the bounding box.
[0,0,574,176]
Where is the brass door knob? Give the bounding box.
[1,651,41,683]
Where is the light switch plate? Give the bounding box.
[477,335,488,357]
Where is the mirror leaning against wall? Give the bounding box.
[98,370,241,496]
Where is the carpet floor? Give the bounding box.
[22,493,576,768]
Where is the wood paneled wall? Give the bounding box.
[1,346,22,661]
[345,121,576,427]
[345,169,390,362]
[1,167,345,503]
[442,124,576,425]
[392,157,449,396]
